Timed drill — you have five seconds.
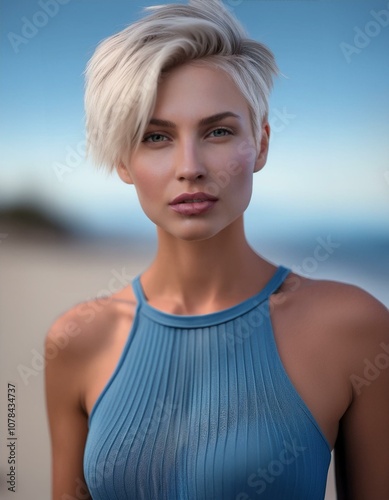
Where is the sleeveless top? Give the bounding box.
[83,266,331,499]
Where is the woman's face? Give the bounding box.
[118,62,270,242]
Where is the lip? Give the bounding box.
[169,192,219,205]
[169,192,219,216]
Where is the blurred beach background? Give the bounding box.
[1,0,388,498]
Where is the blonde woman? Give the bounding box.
[45,1,389,499]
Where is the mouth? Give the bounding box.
[169,192,219,205]
[169,193,218,216]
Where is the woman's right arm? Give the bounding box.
[45,312,92,500]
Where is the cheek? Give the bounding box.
[129,172,161,220]
[222,153,254,195]
[227,155,255,212]
[235,168,254,206]
[130,163,165,200]
[202,147,253,198]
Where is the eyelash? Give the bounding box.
[142,127,234,143]
[142,133,168,143]
[209,127,233,138]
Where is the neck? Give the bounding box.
[141,217,276,314]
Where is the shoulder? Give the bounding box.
[45,288,138,400]
[300,275,387,333]
[280,272,389,378]
[46,285,138,359]
[281,271,388,328]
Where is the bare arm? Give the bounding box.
[335,293,389,499]
[45,313,92,500]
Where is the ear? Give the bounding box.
[116,161,134,185]
[254,121,270,173]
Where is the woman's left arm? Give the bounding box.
[335,292,389,500]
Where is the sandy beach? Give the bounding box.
[1,233,338,499]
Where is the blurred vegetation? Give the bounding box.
[0,204,74,241]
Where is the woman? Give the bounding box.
[45,1,389,499]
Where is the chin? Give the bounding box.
[174,229,220,242]
[158,222,227,242]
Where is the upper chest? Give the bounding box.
[83,290,351,451]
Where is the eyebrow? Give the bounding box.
[148,112,241,129]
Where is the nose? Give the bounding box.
[174,139,207,182]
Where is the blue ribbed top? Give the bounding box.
[84,266,331,499]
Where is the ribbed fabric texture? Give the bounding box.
[84,266,331,499]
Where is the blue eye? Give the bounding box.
[143,133,168,143]
[209,128,231,137]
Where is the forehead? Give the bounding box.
[153,62,250,120]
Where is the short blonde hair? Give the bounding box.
[84,0,278,172]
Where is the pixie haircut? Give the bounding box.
[84,0,279,172]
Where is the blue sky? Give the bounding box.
[1,0,389,238]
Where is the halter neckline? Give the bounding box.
[131,265,291,328]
